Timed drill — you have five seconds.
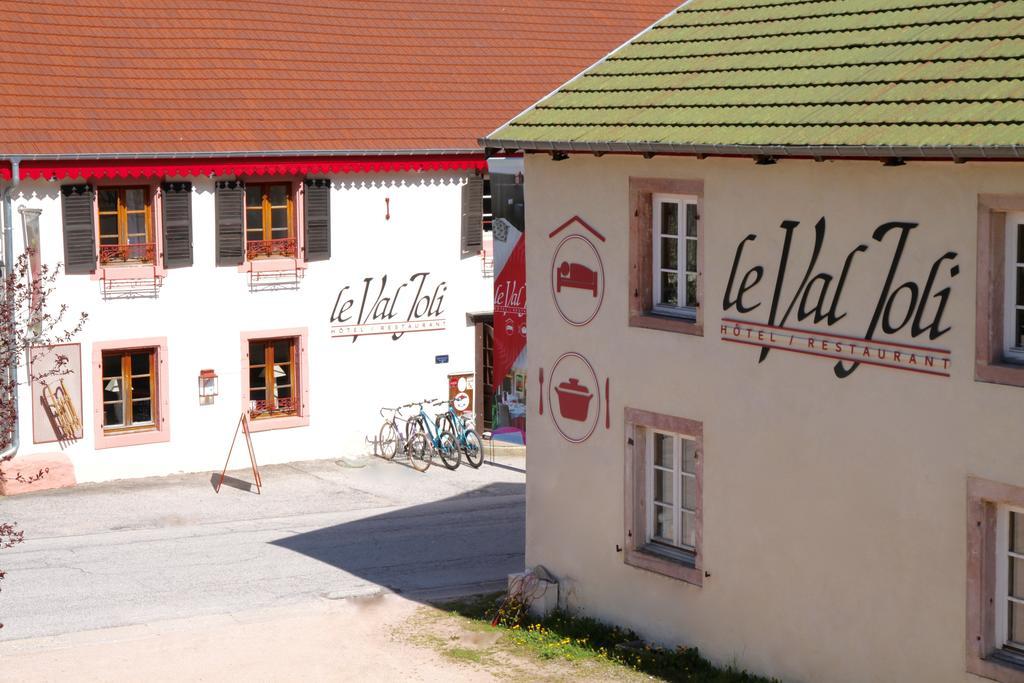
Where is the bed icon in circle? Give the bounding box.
[556,261,598,297]
[549,216,606,327]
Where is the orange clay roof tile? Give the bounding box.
[0,0,680,156]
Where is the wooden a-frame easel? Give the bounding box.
[216,412,263,494]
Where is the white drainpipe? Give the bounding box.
[1,158,21,460]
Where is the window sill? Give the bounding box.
[645,542,696,566]
[991,649,1024,670]
[95,422,169,450]
[238,257,307,274]
[629,312,703,337]
[247,412,309,433]
[251,411,297,421]
[103,424,157,435]
[969,651,1024,683]
[976,359,1024,388]
[91,263,165,280]
[624,543,703,587]
[100,260,156,267]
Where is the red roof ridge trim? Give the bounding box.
[16,154,488,181]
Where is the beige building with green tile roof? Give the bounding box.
[487,0,1024,157]
[484,1,1024,681]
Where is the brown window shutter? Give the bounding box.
[461,174,484,254]
[161,182,193,268]
[60,184,96,274]
[303,179,331,262]
[215,180,244,266]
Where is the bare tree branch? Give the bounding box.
[1,249,87,628]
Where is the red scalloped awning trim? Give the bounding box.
[16,154,488,181]
[0,162,10,181]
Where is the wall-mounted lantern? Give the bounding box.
[199,369,218,405]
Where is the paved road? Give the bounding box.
[0,456,525,641]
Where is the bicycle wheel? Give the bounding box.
[378,421,399,460]
[406,416,424,443]
[436,413,456,443]
[407,432,432,472]
[437,431,461,470]
[463,429,484,468]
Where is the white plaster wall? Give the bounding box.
[523,154,1024,683]
[10,171,491,483]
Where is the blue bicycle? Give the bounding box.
[435,399,483,468]
[406,399,460,470]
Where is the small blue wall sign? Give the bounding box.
[435,354,449,364]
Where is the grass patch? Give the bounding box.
[444,646,488,664]
[441,593,778,683]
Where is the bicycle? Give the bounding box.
[378,402,433,471]
[406,399,460,470]
[435,399,483,469]
[378,403,410,460]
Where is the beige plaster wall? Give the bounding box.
[523,154,1024,683]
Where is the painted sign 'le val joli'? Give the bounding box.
[722,219,959,379]
[330,272,447,341]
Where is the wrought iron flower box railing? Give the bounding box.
[246,238,297,260]
[249,397,296,419]
[99,242,156,264]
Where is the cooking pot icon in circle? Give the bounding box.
[547,351,602,444]
[555,377,593,422]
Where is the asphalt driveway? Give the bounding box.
[0,454,525,641]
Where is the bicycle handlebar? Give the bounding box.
[381,401,421,416]
[381,398,459,416]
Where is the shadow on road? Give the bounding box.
[269,482,525,602]
[210,473,257,493]
[484,460,525,474]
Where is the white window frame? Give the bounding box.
[652,193,699,320]
[1004,212,1024,363]
[645,429,698,559]
[996,505,1024,655]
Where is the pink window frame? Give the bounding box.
[977,195,1024,388]
[240,327,310,433]
[91,337,170,450]
[624,407,704,587]
[90,181,167,281]
[967,476,1024,682]
[629,177,705,338]
[236,177,308,274]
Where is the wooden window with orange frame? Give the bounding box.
[248,337,298,419]
[97,187,154,264]
[101,348,157,432]
[245,183,295,259]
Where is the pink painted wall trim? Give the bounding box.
[91,337,171,450]
[239,327,310,433]
[0,452,76,495]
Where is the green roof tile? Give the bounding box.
[484,0,1024,155]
